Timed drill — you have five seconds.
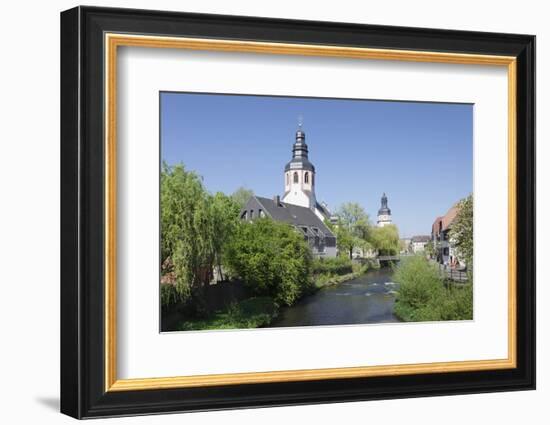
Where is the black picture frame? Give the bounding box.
[61,5,535,419]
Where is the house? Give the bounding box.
[431,204,464,267]
[410,235,431,253]
[241,195,337,257]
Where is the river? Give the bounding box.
[268,267,399,328]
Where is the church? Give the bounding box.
[240,122,337,257]
[376,193,393,227]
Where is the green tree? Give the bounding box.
[332,203,372,259]
[370,224,400,256]
[231,187,254,208]
[210,192,241,281]
[449,195,473,269]
[225,218,313,306]
[161,163,214,299]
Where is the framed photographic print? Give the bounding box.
[60,6,536,419]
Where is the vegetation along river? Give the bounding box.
[268,267,400,328]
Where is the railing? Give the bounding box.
[437,264,468,282]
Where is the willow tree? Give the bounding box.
[371,224,400,256]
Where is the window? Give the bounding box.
[240,211,247,220]
[249,209,254,219]
[311,173,314,185]
[286,173,289,185]
[304,172,309,184]
[293,172,298,183]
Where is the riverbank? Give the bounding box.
[268,266,399,328]
[165,263,373,331]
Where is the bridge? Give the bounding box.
[377,255,400,262]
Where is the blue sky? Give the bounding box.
[161,92,472,238]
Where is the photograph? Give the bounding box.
[159,92,474,332]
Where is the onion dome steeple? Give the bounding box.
[285,119,315,172]
[378,192,391,215]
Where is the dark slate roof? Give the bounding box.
[411,235,431,243]
[315,201,331,220]
[253,196,335,237]
[284,156,315,172]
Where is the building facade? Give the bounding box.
[410,235,431,253]
[431,204,464,268]
[241,195,337,257]
[376,193,393,227]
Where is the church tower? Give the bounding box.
[282,120,317,210]
[377,193,393,227]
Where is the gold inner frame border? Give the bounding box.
[104,33,517,392]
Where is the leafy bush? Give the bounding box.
[224,218,313,306]
[393,256,473,321]
[312,257,353,276]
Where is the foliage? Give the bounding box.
[370,224,400,256]
[393,256,473,321]
[424,239,436,258]
[328,203,373,259]
[210,192,241,280]
[160,284,184,308]
[231,187,254,208]
[160,163,240,300]
[177,297,278,331]
[312,256,353,276]
[449,194,474,269]
[224,218,313,306]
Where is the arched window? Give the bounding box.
[286,173,289,185]
[293,172,298,183]
[304,172,309,184]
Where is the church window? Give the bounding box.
[249,209,254,219]
[304,172,309,184]
[293,172,298,183]
[241,211,247,220]
[286,173,289,185]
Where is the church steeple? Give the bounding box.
[282,117,317,209]
[377,192,393,227]
[286,120,314,172]
[378,192,391,215]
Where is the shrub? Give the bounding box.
[312,256,353,276]
[393,256,473,322]
[224,218,313,306]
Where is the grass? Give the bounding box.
[177,296,278,331]
[314,261,370,289]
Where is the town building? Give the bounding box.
[241,195,337,257]
[241,122,337,257]
[431,204,464,267]
[400,238,411,254]
[376,193,393,227]
[410,235,431,253]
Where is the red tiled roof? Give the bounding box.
[441,205,459,231]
